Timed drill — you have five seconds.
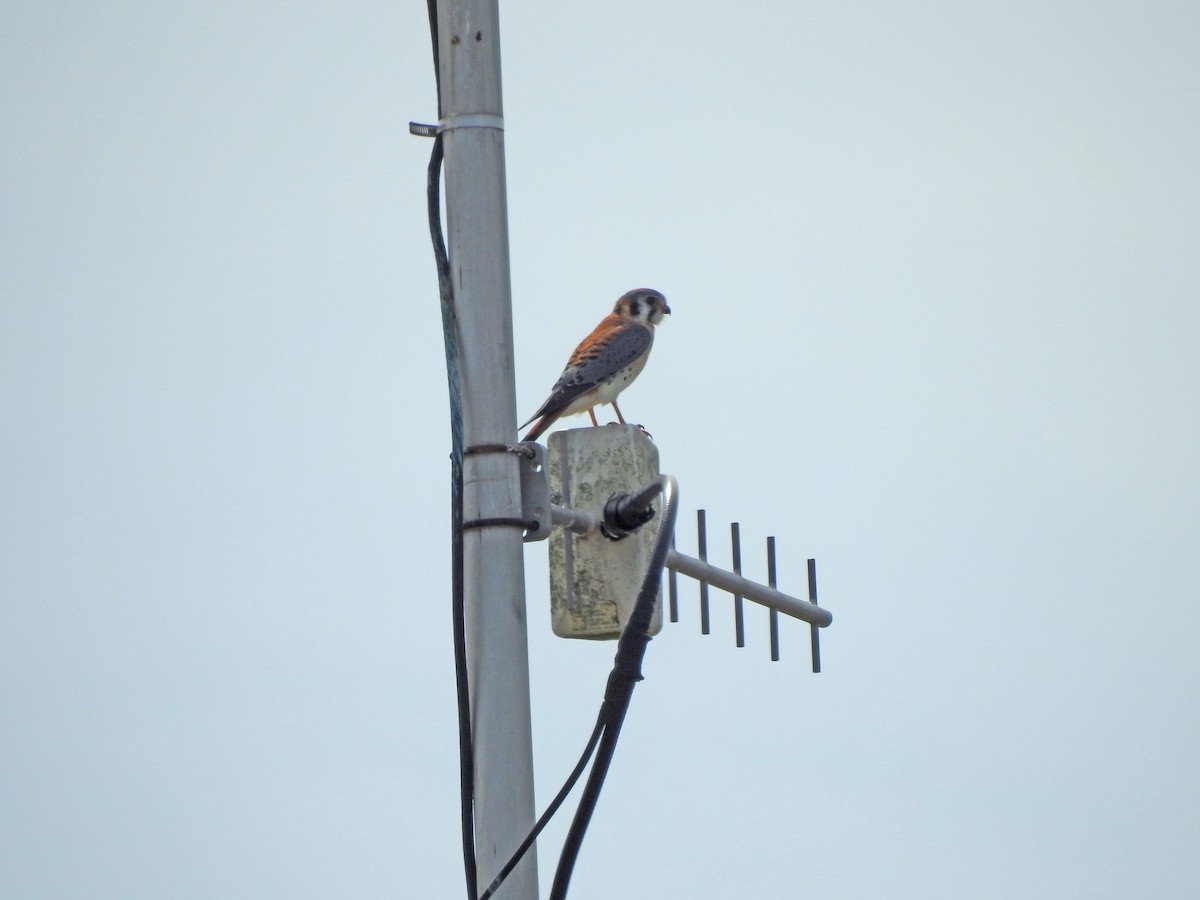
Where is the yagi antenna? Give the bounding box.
[666,510,823,669]
[519,426,832,671]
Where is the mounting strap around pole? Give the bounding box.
[408,114,506,137]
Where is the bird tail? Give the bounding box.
[521,416,551,442]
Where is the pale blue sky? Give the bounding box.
[3,2,1198,898]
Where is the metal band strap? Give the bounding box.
[440,113,505,132]
[409,114,505,138]
[462,517,533,531]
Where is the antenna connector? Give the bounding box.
[600,488,658,541]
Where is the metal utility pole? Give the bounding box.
[436,1,538,897]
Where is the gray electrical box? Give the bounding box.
[547,425,664,639]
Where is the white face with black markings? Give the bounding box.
[614,289,671,327]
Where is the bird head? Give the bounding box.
[614,288,671,326]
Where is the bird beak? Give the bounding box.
[663,304,672,315]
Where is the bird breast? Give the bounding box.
[561,351,651,415]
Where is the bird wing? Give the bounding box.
[520,318,653,426]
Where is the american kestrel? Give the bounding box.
[520,288,670,442]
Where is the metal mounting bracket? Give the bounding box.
[518,441,552,543]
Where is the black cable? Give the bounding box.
[449,450,476,900]
[477,718,605,900]
[429,140,477,900]
[475,477,679,900]
[549,477,680,900]
[421,3,477,896]
[425,0,441,102]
